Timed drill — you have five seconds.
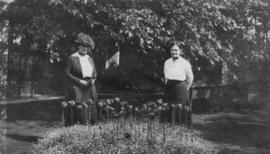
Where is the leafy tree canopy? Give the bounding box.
[1,0,270,82]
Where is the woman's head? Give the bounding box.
[170,44,183,59]
[75,32,95,55]
[77,44,91,55]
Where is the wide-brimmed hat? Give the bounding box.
[75,32,95,49]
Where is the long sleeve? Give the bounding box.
[184,62,194,90]
[65,56,81,84]
[93,65,97,79]
[91,60,97,84]
[87,56,97,80]
[163,61,168,84]
[91,57,97,79]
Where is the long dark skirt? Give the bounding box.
[66,84,98,125]
[161,80,191,124]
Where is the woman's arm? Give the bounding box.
[90,66,97,85]
[185,62,194,90]
[89,56,97,85]
[65,56,82,84]
[163,61,168,84]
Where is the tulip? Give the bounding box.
[68,100,76,106]
[98,101,103,107]
[114,97,120,103]
[82,102,88,108]
[88,99,95,105]
[178,104,182,109]
[120,101,125,106]
[61,101,67,108]
[156,99,162,104]
[77,104,83,109]
[103,100,107,106]
[106,99,111,105]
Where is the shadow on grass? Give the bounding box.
[6,99,63,122]
[38,121,63,128]
[6,134,41,143]
[193,113,270,152]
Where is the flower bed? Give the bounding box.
[33,122,218,154]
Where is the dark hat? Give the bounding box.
[75,32,95,49]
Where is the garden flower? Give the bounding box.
[88,99,95,104]
[82,102,88,108]
[106,99,111,105]
[178,104,182,109]
[61,101,67,108]
[103,100,107,106]
[128,104,133,109]
[120,101,126,106]
[76,104,83,109]
[156,99,162,104]
[68,100,76,106]
[114,97,120,103]
[98,101,103,107]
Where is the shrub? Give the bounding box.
[33,122,218,154]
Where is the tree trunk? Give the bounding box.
[0,50,8,153]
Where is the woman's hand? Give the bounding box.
[90,79,95,85]
[79,80,89,86]
[164,78,168,85]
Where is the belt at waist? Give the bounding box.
[83,77,95,80]
[167,79,184,83]
[166,80,185,87]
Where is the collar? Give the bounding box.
[72,52,89,58]
[171,56,182,61]
[172,57,179,60]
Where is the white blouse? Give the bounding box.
[73,52,93,78]
[164,57,194,89]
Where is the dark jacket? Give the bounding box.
[65,52,98,102]
[65,53,97,86]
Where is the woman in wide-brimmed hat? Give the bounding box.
[161,43,194,125]
[65,32,98,125]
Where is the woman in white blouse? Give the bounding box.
[162,43,194,125]
[65,32,98,125]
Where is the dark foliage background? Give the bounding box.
[1,0,270,92]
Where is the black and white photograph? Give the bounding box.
[0,0,270,153]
